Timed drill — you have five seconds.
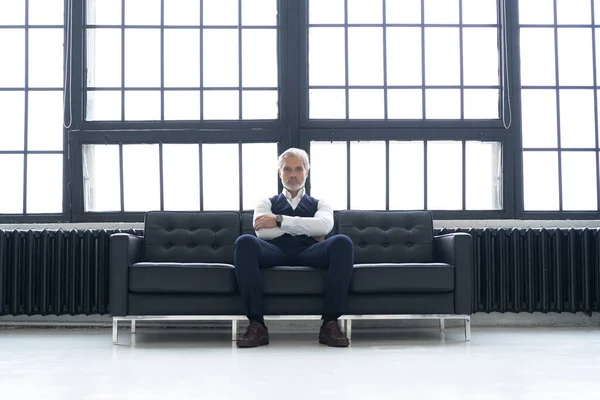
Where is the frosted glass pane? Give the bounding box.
[462,0,498,24]
[427,142,462,210]
[0,155,24,214]
[348,28,383,86]
[86,0,121,25]
[309,0,344,24]
[242,143,278,210]
[557,0,591,25]
[29,0,63,25]
[557,29,593,86]
[28,29,63,88]
[123,144,160,212]
[562,152,597,211]
[203,29,238,87]
[164,91,200,120]
[164,0,200,26]
[559,90,596,148]
[520,89,557,148]
[425,28,460,85]
[523,151,559,211]
[464,89,499,120]
[28,91,63,151]
[350,141,385,210]
[518,0,554,25]
[125,91,161,121]
[203,90,239,120]
[164,30,200,88]
[348,0,382,24]
[520,28,556,86]
[202,143,239,211]
[86,91,122,121]
[310,141,347,210]
[463,28,499,86]
[124,29,161,87]
[125,0,160,25]
[387,28,421,86]
[426,89,461,119]
[86,29,121,87]
[242,0,277,26]
[83,144,121,212]
[0,92,25,151]
[242,90,278,120]
[0,0,25,25]
[203,0,238,25]
[242,29,278,87]
[425,0,459,24]
[466,141,503,210]
[389,141,424,210]
[388,89,423,119]
[386,0,421,24]
[309,89,346,119]
[163,144,200,211]
[0,30,25,88]
[309,28,345,86]
[27,154,62,214]
[349,89,384,119]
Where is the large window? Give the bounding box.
[0,0,64,216]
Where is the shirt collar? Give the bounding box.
[283,187,305,201]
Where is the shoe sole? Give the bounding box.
[236,338,269,348]
[319,338,349,347]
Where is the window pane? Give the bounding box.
[0,92,25,151]
[518,0,554,25]
[463,28,499,86]
[464,89,499,119]
[350,141,386,210]
[28,91,63,151]
[202,143,239,211]
[386,0,421,24]
[86,29,121,87]
[557,0,591,25]
[462,0,497,25]
[164,91,200,120]
[125,29,161,87]
[125,90,161,121]
[348,28,383,86]
[425,89,461,119]
[523,151,559,211]
[123,144,160,212]
[521,89,557,148]
[242,143,278,210]
[203,0,238,25]
[164,0,200,26]
[425,0,459,24]
[28,29,63,88]
[425,28,460,85]
[242,0,277,26]
[203,29,239,87]
[0,30,25,88]
[466,141,502,210]
[242,29,278,87]
[562,152,597,211]
[309,28,345,86]
[87,0,121,25]
[164,29,200,88]
[27,154,62,214]
[309,0,344,24]
[559,90,596,148]
[86,91,122,121]
[389,141,424,210]
[520,28,556,86]
[125,0,160,25]
[29,0,63,25]
[348,0,382,24]
[83,144,121,212]
[310,141,347,210]
[428,141,462,210]
[388,89,423,119]
[558,29,593,87]
[309,89,346,119]
[387,28,421,86]
[0,0,25,25]
[0,155,24,214]
[203,90,239,120]
[163,144,200,211]
[349,89,384,119]
[242,90,278,120]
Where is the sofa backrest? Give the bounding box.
[338,210,434,264]
[143,211,240,263]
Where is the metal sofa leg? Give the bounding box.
[232,319,238,341]
[131,320,136,334]
[112,318,119,344]
[439,318,445,332]
[465,316,471,341]
[346,319,352,340]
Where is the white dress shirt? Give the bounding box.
[253,187,334,241]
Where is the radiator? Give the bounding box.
[0,228,598,316]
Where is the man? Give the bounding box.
[233,148,354,348]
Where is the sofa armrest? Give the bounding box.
[110,233,144,316]
[434,233,473,315]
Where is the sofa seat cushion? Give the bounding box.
[262,267,327,295]
[350,263,454,293]
[129,262,236,294]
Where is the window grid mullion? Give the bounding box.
[160,0,165,121]
[421,0,426,119]
[459,0,465,119]
[238,0,243,120]
[553,0,564,211]
[591,0,600,211]
[120,0,125,121]
[200,0,204,120]
[382,0,388,120]
[23,0,30,214]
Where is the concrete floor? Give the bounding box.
[0,326,599,399]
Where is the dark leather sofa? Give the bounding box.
[110,210,472,343]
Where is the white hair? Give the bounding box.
[278,148,310,171]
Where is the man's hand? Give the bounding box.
[313,236,325,242]
[254,214,278,231]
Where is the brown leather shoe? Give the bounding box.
[319,320,349,347]
[237,322,269,348]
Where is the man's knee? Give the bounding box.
[234,234,260,254]
[329,234,354,252]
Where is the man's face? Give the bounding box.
[279,156,308,193]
